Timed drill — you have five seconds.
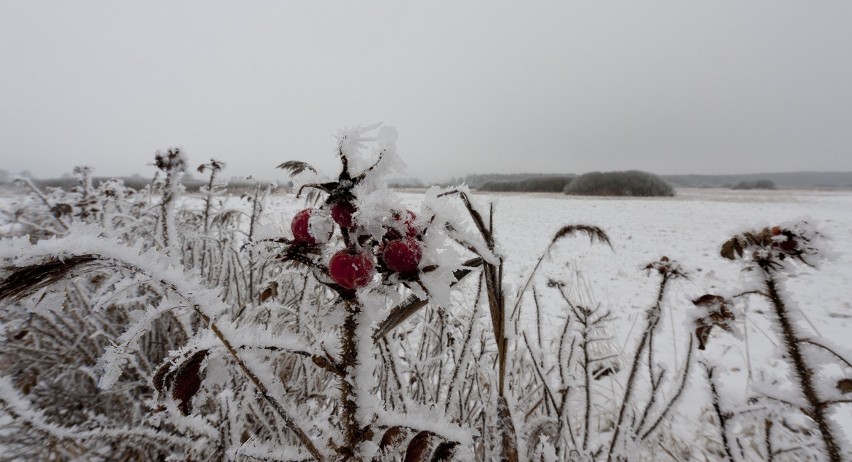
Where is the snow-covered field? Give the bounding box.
[459,187,852,451]
[475,188,852,427]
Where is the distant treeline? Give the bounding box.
[460,170,852,192]
[472,171,675,196]
[730,179,777,190]
[661,171,852,189]
[450,172,573,189]
[478,175,575,192]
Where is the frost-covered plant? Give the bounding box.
[718,222,849,462]
[606,257,693,460]
[0,125,503,461]
[153,147,188,251]
[196,159,226,278]
[269,124,500,459]
[505,251,698,461]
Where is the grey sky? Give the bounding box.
[1,1,851,181]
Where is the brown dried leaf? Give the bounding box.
[378,426,409,450]
[154,349,209,416]
[50,203,73,218]
[720,238,743,260]
[259,282,278,302]
[692,295,735,350]
[171,350,208,415]
[431,441,458,461]
[693,294,726,306]
[404,431,434,462]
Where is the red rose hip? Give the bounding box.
[329,250,374,290]
[383,238,422,273]
[331,202,357,228]
[291,209,315,244]
[291,209,332,245]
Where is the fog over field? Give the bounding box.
[2,1,852,180]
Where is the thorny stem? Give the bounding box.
[556,332,578,451]
[581,317,592,451]
[160,169,175,250]
[199,166,218,279]
[522,332,559,415]
[607,273,670,461]
[246,184,262,304]
[764,419,774,462]
[338,299,364,460]
[764,273,842,462]
[638,335,693,441]
[204,320,326,461]
[703,363,734,462]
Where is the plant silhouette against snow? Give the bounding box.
[717,223,850,462]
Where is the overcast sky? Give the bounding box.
[1,1,851,181]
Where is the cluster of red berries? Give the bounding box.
[289,203,424,291]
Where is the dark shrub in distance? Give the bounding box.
[479,175,574,193]
[564,170,674,197]
[731,179,777,190]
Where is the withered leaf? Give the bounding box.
[50,203,73,218]
[431,441,458,462]
[171,350,207,415]
[721,238,743,260]
[693,294,726,306]
[404,431,434,462]
[153,349,208,416]
[693,295,735,350]
[378,426,409,450]
[259,282,278,302]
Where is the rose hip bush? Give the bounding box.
[0,124,506,461]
